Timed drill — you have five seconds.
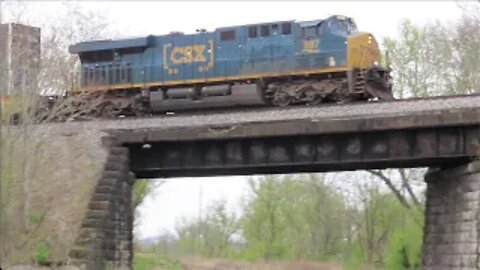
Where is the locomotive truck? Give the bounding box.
[67,14,393,117]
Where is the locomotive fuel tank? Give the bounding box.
[201,84,231,97]
[149,83,265,112]
[166,87,195,99]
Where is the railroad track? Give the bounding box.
[60,93,480,125]
[32,93,478,137]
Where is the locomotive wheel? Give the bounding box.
[98,102,119,119]
[303,88,323,106]
[308,96,322,106]
[272,90,292,107]
[132,100,149,117]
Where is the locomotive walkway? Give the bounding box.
[28,94,480,269]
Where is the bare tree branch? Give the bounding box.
[399,169,421,206]
[367,170,411,209]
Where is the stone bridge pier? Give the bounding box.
[69,135,134,270]
[423,161,480,269]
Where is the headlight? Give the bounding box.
[373,61,379,66]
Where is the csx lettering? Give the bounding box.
[170,45,207,64]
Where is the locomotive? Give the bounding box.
[68,15,393,117]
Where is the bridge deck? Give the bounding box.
[47,94,480,178]
[54,94,480,139]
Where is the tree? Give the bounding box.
[132,179,164,228]
[241,175,291,261]
[383,6,480,98]
[0,2,120,265]
[383,20,450,98]
[448,8,480,94]
[384,211,423,270]
[344,180,423,268]
[367,169,424,210]
[288,174,347,260]
[241,174,347,261]
[175,199,239,258]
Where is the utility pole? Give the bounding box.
[196,184,203,256]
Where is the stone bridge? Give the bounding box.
[7,95,480,269]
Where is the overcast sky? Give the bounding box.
[4,0,467,239]
[92,1,465,41]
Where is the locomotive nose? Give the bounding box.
[347,32,382,69]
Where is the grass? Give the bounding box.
[133,252,345,270]
[133,253,183,270]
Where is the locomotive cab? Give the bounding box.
[324,15,358,35]
[299,15,392,101]
[334,16,393,100]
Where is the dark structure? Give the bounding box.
[0,23,41,96]
[127,112,479,178]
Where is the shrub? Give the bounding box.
[34,241,49,265]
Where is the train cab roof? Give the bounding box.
[69,35,155,54]
[298,20,323,28]
[68,14,355,55]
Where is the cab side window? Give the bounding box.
[302,26,317,38]
[248,26,257,38]
[271,24,279,35]
[220,30,236,41]
[281,23,291,35]
[260,25,270,37]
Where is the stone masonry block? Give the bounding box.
[423,161,480,270]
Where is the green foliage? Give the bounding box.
[343,243,368,270]
[132,179,152,210]
[350,184,418,265]
[141,174,427,269]
[241,175,348,261]
[175,199,239,258]
[34,241,50,265]
[384,212,423,270]
[27,212,43,224]
[133,253,183,270]
[383,14,480,98]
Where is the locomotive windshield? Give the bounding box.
[327,16,358,35]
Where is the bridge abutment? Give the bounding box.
[70,136,134,270]
[423,161,480,269]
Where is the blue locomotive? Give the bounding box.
[69,15,392,117]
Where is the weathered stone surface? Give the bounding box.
[1,126,108,267]
[423,161,480,270]
[68,138,134,270]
